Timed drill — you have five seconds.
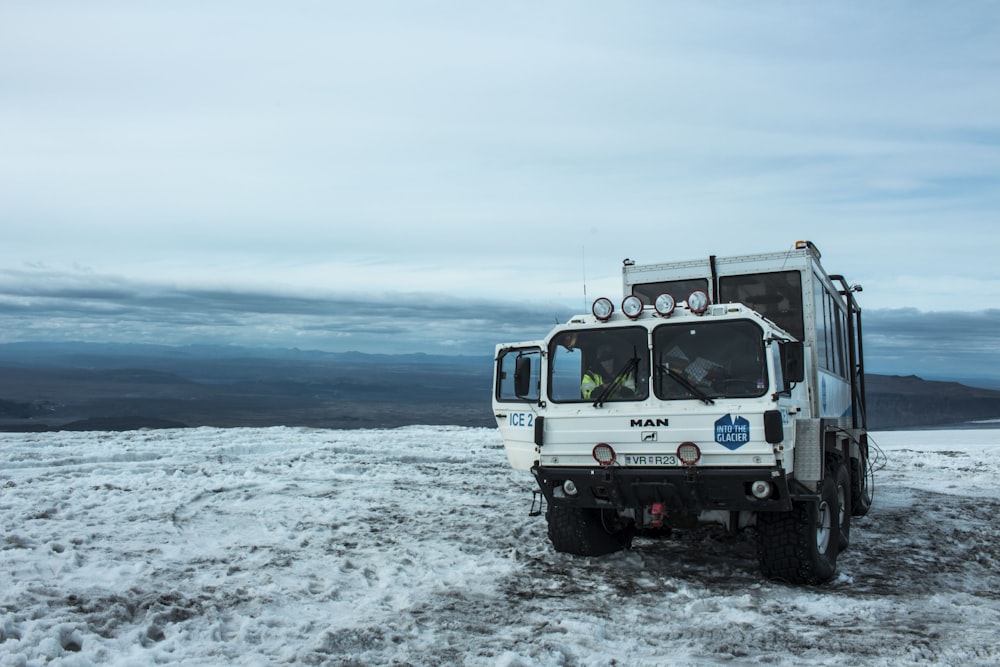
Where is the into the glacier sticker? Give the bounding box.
[715,414,750,450]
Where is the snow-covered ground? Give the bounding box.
[2,426,999,666]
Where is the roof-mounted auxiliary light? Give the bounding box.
[795,239,822,259]
[687,290,710,315]
[622,295,644,320]
[592,297,614,322]
[654,293,676,317]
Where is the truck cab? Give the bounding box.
[492,241,872,584]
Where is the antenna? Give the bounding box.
[581,245,588,311]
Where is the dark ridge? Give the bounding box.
[0,343,998,431]
[866,374,1000,429]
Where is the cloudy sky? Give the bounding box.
[2,2,999,383]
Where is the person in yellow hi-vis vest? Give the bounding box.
[581,345,636,399]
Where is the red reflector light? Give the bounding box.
[677,442,701,465]
[593,443,616,466]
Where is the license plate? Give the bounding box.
[623,454,678,466]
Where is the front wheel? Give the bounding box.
[546,505,631,556]
[756,474,840,584]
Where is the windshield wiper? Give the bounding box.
[660,364,715,405]
[592,356,640,408]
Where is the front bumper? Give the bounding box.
[532,464,793,513]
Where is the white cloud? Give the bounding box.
[1,1,999,372]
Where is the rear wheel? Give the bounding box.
[546,505,631,556]
[832,460,852,550]
[850,454,872,517]
[756,474,839,584]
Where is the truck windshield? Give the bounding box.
[548,327,649,403]
[653,320,767,400]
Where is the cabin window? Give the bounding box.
[632,278,710,307]
[496,347,541,402]
[719,271,803,341]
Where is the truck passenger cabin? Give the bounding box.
[623,240,866,425]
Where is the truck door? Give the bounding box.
[494,346,543,471]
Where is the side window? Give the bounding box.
[496,348,541,402]
[813,273,850,378]
[813,274,829,371]
[834,298,848,379]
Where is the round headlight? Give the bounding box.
[592,443,616,466]
[622,295,644,319]
[687,290,710,314]
[592,297,614,321]
[677,441,701,466]
[654,293,676,317]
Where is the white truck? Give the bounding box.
[492,241,872,584]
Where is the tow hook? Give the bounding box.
[648,502,667,528]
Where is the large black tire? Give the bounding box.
[756,474,839,584]
[833,462,852,550]
[850,454,872,517]
[546,505,630,556]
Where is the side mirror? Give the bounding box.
[782,342,804,384]
[514,355,533,398]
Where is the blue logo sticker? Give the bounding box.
[715,414,750,450]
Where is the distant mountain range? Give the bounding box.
[1,342,998,432]
[864,374,1000,429]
